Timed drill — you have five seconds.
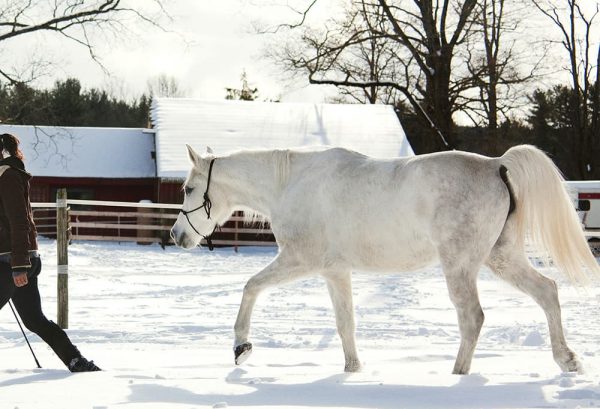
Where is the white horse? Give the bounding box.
[170,144,599,374]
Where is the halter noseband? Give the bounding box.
[180,158,217,250]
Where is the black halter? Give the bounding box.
[180,158,217,250]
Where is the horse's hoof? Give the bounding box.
[556,350,583,373]
[234,342,253,365]
[344,360,362,372]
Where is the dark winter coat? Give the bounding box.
[0,156,38,274]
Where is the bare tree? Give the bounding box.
[533,0,600,178]
[379,0,478,150]
[268,0,483,152]
[0,0,167,85]
[147,73,185,98]
[274,6,404,105]
[593,46,600,157]
[458,0,544,129]
[0,0,167,161]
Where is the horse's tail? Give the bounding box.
[500,144,599,285]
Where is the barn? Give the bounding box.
[150,98,414,204]
[0,124,157,203]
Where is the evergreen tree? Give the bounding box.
[0,78,152,128]
[51,79,84,126]
[225,71,258,101]
[528,85,594,131]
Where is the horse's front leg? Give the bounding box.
[233,253,312,365]
[325,272,361,372]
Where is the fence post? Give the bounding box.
[56,188,69,329]
[234,211,239,253]
[137,200,153,245]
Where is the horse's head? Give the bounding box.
[170,145,230,249]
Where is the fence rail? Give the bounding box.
[32,198,276,249]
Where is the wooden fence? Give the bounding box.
[32,197,276,248]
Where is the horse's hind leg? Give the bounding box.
[233,252,313,365]
[486,221,581,372]
[440,256,485,374]
[324,271,360,372]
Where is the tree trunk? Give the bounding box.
[423,54,455,151]
[487,83,498,130]
[591,45,600,178]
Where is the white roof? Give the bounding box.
[564,181,600,192]
[0,124,155,178]
[151,98,414,179]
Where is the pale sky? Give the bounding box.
[2,0,598,112]
[3,0,338,103]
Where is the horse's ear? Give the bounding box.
[206,146,214,154]
[186,144,200,165]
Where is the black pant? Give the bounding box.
[0,256,81,367]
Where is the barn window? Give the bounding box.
[51,188,95,210]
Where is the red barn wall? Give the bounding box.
[158,181,184,204]
[31,177,158,203]
[31,177,159,239]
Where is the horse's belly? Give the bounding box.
[347,235,438,273]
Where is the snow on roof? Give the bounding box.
[0,124,155,178]
[151,98,414,179]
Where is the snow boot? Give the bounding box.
[69,357,101,372]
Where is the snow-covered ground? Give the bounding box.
[1,239,600,409]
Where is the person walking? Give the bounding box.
[0,133,100,372]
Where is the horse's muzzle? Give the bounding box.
[170,225,196,249]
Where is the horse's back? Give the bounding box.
[273,148,510,272]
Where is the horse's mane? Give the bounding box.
[226,148,294,229]
[241,209,269,228]
[247,149,290,228]
[272,149,292,192]
[229,147,293,191]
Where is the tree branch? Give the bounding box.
[308,72,449,147]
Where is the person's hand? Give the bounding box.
[13,272,28,287]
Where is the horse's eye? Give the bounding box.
[184,186,194,195]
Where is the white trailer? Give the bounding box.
[564,181,600,255]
